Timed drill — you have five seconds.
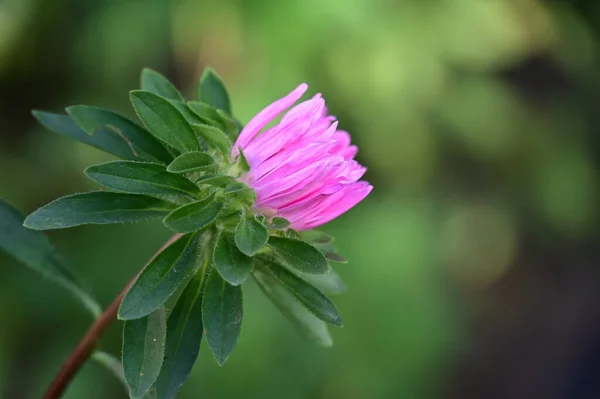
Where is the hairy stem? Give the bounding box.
[42,233,183,399]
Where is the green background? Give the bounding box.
[1,0,600,398]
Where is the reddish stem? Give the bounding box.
[42,233,183,399]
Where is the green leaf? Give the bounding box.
[264,217,290,230]
[324,251,347,263]
[234,216,268,256]
[267,237,328,274]
[284,229,304,241]
[141,68,185,102]
[300,230,334,245]
[186,101,222,126]
[167,100,204,125]
[213,232,253,286]
[253,268,332,347]
[202,271,243,366]
[195,174,236,188]
[292,268,348,295]
[191,124,231,156]
[119,233,203,320]
[268,262,342,326]
[24,192,176,230]
[156,271,206,399]
[215,109,240,140]
[92,351,127,390]
[123,308,167,399]
[85,161,199,197]
[32,111,136,160]
[198,68,232,114]
[163,193,223,233]
[0,199,101,317]
[167,152,215,173]
[66,106,173,165]
[130,90,200,152]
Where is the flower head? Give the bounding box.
[232,84,372,230]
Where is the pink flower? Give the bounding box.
[232,83,373,230]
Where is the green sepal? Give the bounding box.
[234,215,269,256]
[130,90,200,152]
[213,231,253,286]
[66,105,173,165]
[202,270,243,366]
[236,147,250,173]
[253,268,332,347]
[23,192,176,230]
[264,217,290,230]
[122,308,167,399]
[141,68,185,102]
[85,161,200,198]
[267,236,329,274]
[191,123,231,156]
[167,152,215,173]
[0,199,101,317]
[195,174,236,188]
[198,67,232,115]
[223,182,255,206]
[119,233,204,320]
[163,193,223,233]
[32,111,136,160]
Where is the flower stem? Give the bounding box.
[42,233,183,399]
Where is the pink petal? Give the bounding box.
[232,83,308,156]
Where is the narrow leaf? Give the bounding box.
[267,237,328,274]
[66,106,172,165]
[24,192,176,230]
[191,124,231,155]
[123,308,167,399]
[292,268,348,295]
[324,251,347,263]
[163,193,223,233]
[156,271,206,399]
[202,271,243,366]
[85,161,199,197]
[214,232,253,286]
[0,199,101,317]
[130,90,199,152]
[234,216,268,256]
[167,152,215,173]
[32,111,136,160]
[119,233,203,320]
[269,262,342,326]
[253,269,332,347]
[198,68,232,114]
[141,68,185,102]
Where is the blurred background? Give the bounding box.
[1,0,600,398]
